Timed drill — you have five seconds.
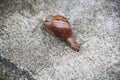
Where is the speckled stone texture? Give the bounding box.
[0,0,120,80]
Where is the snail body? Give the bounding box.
[43,15,80,51]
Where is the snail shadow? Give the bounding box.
[40,23,71,52]
[32,20,85,53]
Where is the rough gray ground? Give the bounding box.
[0,56,35,80]
[0,0,120,80]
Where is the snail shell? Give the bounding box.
[43,15,80,51]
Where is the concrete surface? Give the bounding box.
[0,0,120,80]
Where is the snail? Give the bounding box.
[43,15,80,51]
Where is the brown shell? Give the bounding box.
[44,15,72,40]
